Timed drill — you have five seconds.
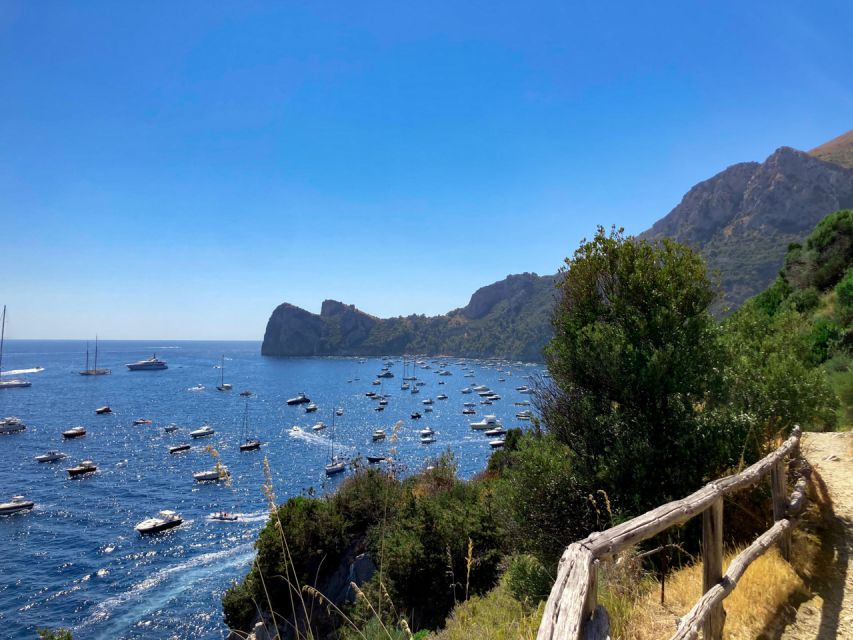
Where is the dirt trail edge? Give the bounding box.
[779,431,853,640]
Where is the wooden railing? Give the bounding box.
[537,426,808,640]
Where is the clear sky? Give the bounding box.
[1,1,851,339]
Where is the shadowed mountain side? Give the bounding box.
[641,146,853,310]
[261,273,558,361]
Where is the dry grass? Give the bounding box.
[609,526,821,640]
[431,582,543,640]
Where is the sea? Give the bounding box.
[0,340,543,639]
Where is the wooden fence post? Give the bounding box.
[770,460,791,560]
[702,498,724,640]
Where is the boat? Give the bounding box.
[189,423,214,438]
[424,406,433,412]
[419,426,434,436]
[336,408,344,416]
[325,457,346,475]
[133,418,153,425]
[304,403,319,413]
[0,416,26,434]
[286,392,310,405]
[62,426,87,439]
[422,398,433,405]
[410,411,422,419]
[516,410,533,420]
[239,390,253,397]
[95,406,112,414]
[136,510,183,534]
[312,422,327,431]
[240,438,261,451]
[164,423,179,432]
[126,354,168,371]
[461,388,472,394]
[0,306,32,389]
[470,415,502,430]
[376,370,394,379]
[216,355,232,391]
[489,439,506,448]
[410,386,420,394]
[67,460,97,477]
[79,336,111,376]
[485,427,506,437]
[366,455,387,464]
[374,405,385,412]
[372,379,381,386]
[372,429,386,441]
[169,443,191,454]
[193,465,230,482]
[462,408,476,415]
[0,495,34,514]
[35,450,67,463]
[188,384,205,392]
[438,370,452,376]
[514,401,531,407]
[436,394,448,400]
[420,433,436,444]
[238,398,261,451]
[209,511,239,522]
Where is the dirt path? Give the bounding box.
[778,431,853,640]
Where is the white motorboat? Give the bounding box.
[419,426,434,436]
[67,460,97,477]
[336,408,344,416]
[133,418,153,425]
[461,388,472,394]
[62,426,87,439]
[422,398,434,405]
[424,406,433,412]
[485,427,506,437]
[136,510,183,534]
[516,410,533,420]
[462,408,476,415]
[0,495,34,514]
[35,450,67,463]
[470,415,502,430]
[188,384,205,392]
[209,511,239,522]
[164,423,179,432]
[190,424,214,438]
[312,422,327,432]
[489,439,506,448]
[95,405,112,414]
[194,466,230,482]
[436,394,448,400]
[372,429,386,441]
[0,416,25,434]
[514,400,531,407]
[420,433,436,444]
[304,403,319,413]
[127,354,168,371]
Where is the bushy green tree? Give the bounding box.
[542,226,724,514]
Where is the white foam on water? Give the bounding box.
[0,367,44,375]
[287,426,353,453]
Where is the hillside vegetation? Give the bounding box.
[227,216,852,639]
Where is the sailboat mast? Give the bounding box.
[0,305,5,377]
[85,341,90,371]
[94,335,98,370]
[220,355,225,386]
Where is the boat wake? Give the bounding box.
[287,426,353,453]
[1,367,45,376]
[77,543,254,633]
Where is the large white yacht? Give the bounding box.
[470,415,502,430]
[126,354,168,371]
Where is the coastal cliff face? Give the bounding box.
[641,146,853,308]
[261,273,557,361]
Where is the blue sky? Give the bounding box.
[1,1,851,339]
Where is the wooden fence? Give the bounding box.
[537,426,809,640]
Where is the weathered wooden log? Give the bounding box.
[771,460,790,559]
[537,543,596,640]
[701,498,725,640]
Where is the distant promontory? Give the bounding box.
[261,273,557,361]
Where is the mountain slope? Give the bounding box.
[641,146,853,309]
[810,129,853,169]
[261,273,557,361]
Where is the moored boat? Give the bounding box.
[193,466,230,482]
[470,415,501,430]
[0,495,34,514]
[286,392,310,405]
[35,450,67,463]
[133,418,153,426]
[209,511,239,521]
[240,438,261,451]
[372,429,386,441]
[63,426,87,439]
[135,510,183,534]
[189,424,214,438]
[324,457,346,475]
[169,443,191,454]
[95,406,112,415]
[304,403,319,413]
[126,354,168,371]
[0,416,26,434]
[67,460,97,477]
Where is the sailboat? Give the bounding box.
[239,397,261,451]
[0,306,31,389]
[79,336,111,376]
[216,355,232,391]
[324,408,345,476]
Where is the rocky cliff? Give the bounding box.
[261,273,556,361]
[641,146,853,309]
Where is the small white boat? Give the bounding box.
[136,510,183,534]
[188,384,205,392]
[462,408,476,415]
[0,495,34,514]
[422,398,434,405]
[193,466,230,482]
[470,415,501,430]
[209,511,239,522]
[335,408,344,416]
[372,379,382,386]
[372,429,386,441]
[164,424,179,432]
[133,418,153,426]
[190,424,214,438]
[304,403,319,413]
[419,426,434,436]
[420,434,436,444]
[35,450,67,463]
[436,394,448,400]
[0,416,26,434]
[489,439,506,448]
[312,422,327,432]
[411,386,420,394]
[461,388,472,394]
[514,401,531,407]
[63,426,87,439]
[485,427,506,437]
[424,406,433,412]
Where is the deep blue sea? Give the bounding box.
[0,340,542,639]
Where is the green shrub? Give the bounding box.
[503,554,553,605]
